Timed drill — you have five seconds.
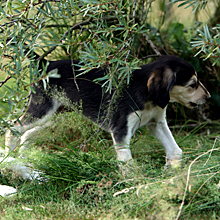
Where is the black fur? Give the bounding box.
[23,56,196,131]
[5,54,210,178]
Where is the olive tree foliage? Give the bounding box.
[171,0,220,64]
[192,24,220,65]
[0,0,218,135]
[0,0,160,134]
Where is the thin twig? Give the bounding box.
[141,54,161,60]
[169,122,206,129]
[70,46,79,92]
[0,76,12,88]
[69,25,85,91]
[183,170,220,212]
[143,0,156,22]
[78,22,136,149]
[140,0,145,21]
[125,0,137,60]
[79,77,125,149]
[175,147,220,220]
[45,24,72,28]
[37,15,128,61]
[112,37,132,60]
[203,137,219,166]
[37,18,93,61]
[142,32,161,56]
[2,54,14,60]
[21,91,31,113]
[36,2,45,17]
[32,0,61,7]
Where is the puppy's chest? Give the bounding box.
[127,104,160,129]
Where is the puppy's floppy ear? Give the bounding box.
[147,68,176,108]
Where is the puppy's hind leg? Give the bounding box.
[3,99,61,181]
[19,121,52,152]
[2,123,53,181]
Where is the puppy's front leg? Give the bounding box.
[147,119,182,167]
[111,133,133,162]
[111,132,133,174]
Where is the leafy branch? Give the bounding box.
[0,76,11,88]
[191,24,220,65]
[0,0,161,129]
[169,0,208,12]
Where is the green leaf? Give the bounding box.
[48,68,60,78]
[203,24,211,42]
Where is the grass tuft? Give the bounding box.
[0,111,220,219]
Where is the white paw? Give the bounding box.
[165,155,182,169]
[166,159,181,169]
[20,168,43,181]
[118,159,134,176]
[0,185,17,197]
[165,149,182,168]
[1,156,43,181]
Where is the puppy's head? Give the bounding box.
[147,56,210,109]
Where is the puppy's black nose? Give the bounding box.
[206,94,211,101]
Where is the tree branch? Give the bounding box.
[37,18,94,61]
[37,15,131,61]
[0,76,12,88]
[79,77,125,150]
[142,32,161,56]
[141,54,161,60]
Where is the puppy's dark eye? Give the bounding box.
[189,82,197,88]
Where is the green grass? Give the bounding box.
[0,111,220,219]
[0,2,218,218]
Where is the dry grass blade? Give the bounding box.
[176,146,220,220]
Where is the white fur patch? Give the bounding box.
[126,104,182,164]
[0,185,17,197]
[5,98,62,153]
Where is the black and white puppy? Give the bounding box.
[4,55,210,178]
